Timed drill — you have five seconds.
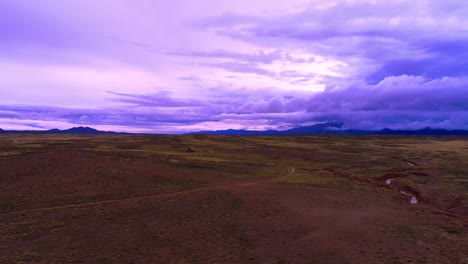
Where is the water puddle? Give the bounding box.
[400,191,419,204]
[385,178,418,205]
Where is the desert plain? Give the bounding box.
[0,134,467,263]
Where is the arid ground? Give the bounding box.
[0,134,467,263]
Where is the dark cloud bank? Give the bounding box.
[2,74,468,133]
[1,1,468,132]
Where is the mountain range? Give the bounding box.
[1,124,468,135]
[0,126,119,134]
[190,122,468,136]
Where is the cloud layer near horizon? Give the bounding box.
[1,0,467,133]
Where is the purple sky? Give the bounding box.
[1,0,468,133]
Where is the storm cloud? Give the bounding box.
[1,0,467,132]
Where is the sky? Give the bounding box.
[1,0,467,133]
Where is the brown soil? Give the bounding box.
[1,145,467,263]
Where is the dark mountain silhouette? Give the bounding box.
[191,122,344,135]
[1,125,468,136]
[46,128,61,133]
[0,126,120,134]
[190,123,468,136]
[48,127,107,134]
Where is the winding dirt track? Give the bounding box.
[0,179,275,218]
[1,163,467,263]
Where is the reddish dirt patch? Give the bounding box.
[2,179,465,263]
[1,189,255,264]
[1,143,467,263]
[229,182,467,264]
[0,148,244,213]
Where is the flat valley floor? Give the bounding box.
[0,134,467,263]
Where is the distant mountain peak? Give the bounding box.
[190,123,468,136]
[190,122,345,135]
[64,126,100,133]
[0,126,119,134]
[45,126,115,134]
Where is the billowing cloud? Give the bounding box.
[0,0,467,132]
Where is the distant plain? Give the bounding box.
[0,134,467,263]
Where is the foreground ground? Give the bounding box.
[0,134,467,263]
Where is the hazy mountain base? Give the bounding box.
[0,126,119,135]
[192,123,468,136]
[2,122,468,135]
